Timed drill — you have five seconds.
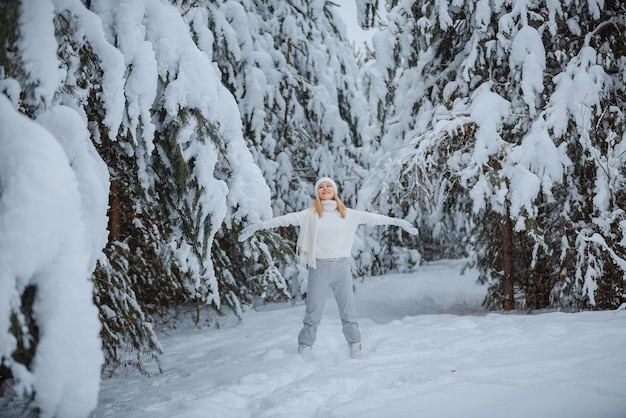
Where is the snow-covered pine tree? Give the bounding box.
[0,1,107,414]
[48,1,168,375]
[355,1,427,276]
[186,0,374,292]
[545,0,626,309]
[90,0,274,343]
[362,0,626,310]
[90,0,223,322]
[3,0,278,381]
[1,0,166,377]
[180,0,296,304]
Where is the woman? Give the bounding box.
[239,177,419,359]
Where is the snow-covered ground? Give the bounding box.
[89,259,626,418]
[5,260,626,417]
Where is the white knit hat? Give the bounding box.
[315,177,338,195]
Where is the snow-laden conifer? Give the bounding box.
[361,0,626,310]
[188,0,374,292]
[1,0,274,411]
[0,10,106,413]
[87,0,274,357]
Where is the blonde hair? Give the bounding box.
[310,194,346,218]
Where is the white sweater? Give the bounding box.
[261,203,397,259]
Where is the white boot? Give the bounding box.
[348,342,362,359]
[298,344,312,360]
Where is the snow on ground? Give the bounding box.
[5,260,626,417]
[88,259,626,418]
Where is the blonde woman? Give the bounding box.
[239,177,418,359]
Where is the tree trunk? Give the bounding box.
[501,210,515,311]
[281,38,291,146]
[108,180,121,243]
[195,297,201,326]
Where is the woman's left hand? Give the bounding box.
[395,219,419,235]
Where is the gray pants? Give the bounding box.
[298,258,360,346]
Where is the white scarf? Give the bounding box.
[297,201,337,269]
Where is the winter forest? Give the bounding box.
[1,0,625,416]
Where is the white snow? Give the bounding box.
[86,259,626,418]
[0,96,103,418]
[55,0,126,139]
[37,105,111,272]
[510,25,546,115]
[17,0,60,105]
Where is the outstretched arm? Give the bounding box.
[238,210,308,242]
[352,210,419,235]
